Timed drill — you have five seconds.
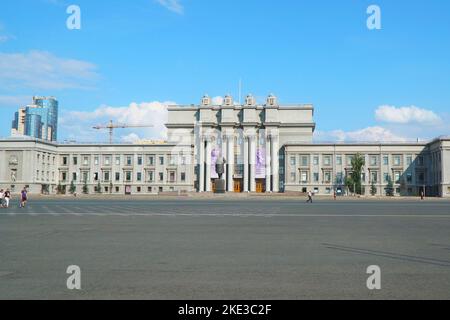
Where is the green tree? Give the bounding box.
[386,175,394,196]
[69,180,76,194]
[82,178,89,194]
[56,183,63,195]
[370,180,377,196]
[345,153,365,195]
[96,181,102,194]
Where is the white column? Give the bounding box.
[227,135,234,192]
[271,136,279,193]
[243,136,249,192]
[199,137,205,192]
[265,136,271,192]
[250,136,256,192]
[205,138,212,192]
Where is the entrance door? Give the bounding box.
[256,179,265,193]
[234,179,242,193]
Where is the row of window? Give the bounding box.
[36,153,56,166]
[290,170,426,184]
[61,154,188,167]
[289,154,424,167]
[36,170,56,182]
[61,170,187,183]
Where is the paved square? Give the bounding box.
[1,197,450,299]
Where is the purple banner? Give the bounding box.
[256,148,266,179]
[211,148,220,179]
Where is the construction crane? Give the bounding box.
[93,120,154,144]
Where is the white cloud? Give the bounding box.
[156,0,184,14]
[0,95,30,107]
[314,126,408,143]
[212,96,223,105]
[375,105,441,125]
[61,101,173,142]
[0,50,99,90]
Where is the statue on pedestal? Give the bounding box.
[214,156,227,193]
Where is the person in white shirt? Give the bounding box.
[306,190,313,203]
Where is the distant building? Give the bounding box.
[11,96,58,142]
[1,94,449,197]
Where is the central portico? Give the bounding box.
[166,94,316,193]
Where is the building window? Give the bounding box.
[148,156,155,166]
[393,155,401,166]
[370,156,378,166]
[104,171,110,182]
[62,157,68,166]
[323,155,331,166]
[300,171,308,183]
[115,172,120,181]
[72,172,77,181]
[313,156,319,166]
[159,156,164,165]
[83,156,89,166]
[137,172,142,182]
[137,156,143,166]
[62,172,67,182]
[126,156,132,166]
[94,157,99,166]
[336,155,342,166]
[371,171,378,183]
[181,156,187,165]
[394,171,401,183]
[169,171,176,183]
[125,171,132,182]
[115,156,121,165]
[73,157,78,165]
[324,172,331,183]
[104,156,111,166]
[159,172,164,181]
[115,186,120,193]
[148,187,152,193]
[137,187,141,193]
[148,171,155,182]
[301,155,309,167]
[290,172,296,182]
[94,172,99,181]
[406,155,413,166]
[383,155,389,166]
[383,173,389,182]
[290,156,296,166]
[313,172,319,182]
[181,172,186,182]
[336,172,344,184]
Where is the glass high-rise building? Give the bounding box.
[10,96,59,142]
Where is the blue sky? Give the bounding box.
[0,0,449,142]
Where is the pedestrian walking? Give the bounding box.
[3,189,11,208]
[0,189,4,208]
[20,188,28,208]
[306,190,313,203]
[420,190,425,201]
[333,190,337,201]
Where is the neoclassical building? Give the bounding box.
[1,94,449,197]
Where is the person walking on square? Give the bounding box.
[20,188,28,208]
[306,190,313,203]
[0,189,4,208]
[3,189,11,208]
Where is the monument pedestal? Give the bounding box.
[214,179,226,194]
